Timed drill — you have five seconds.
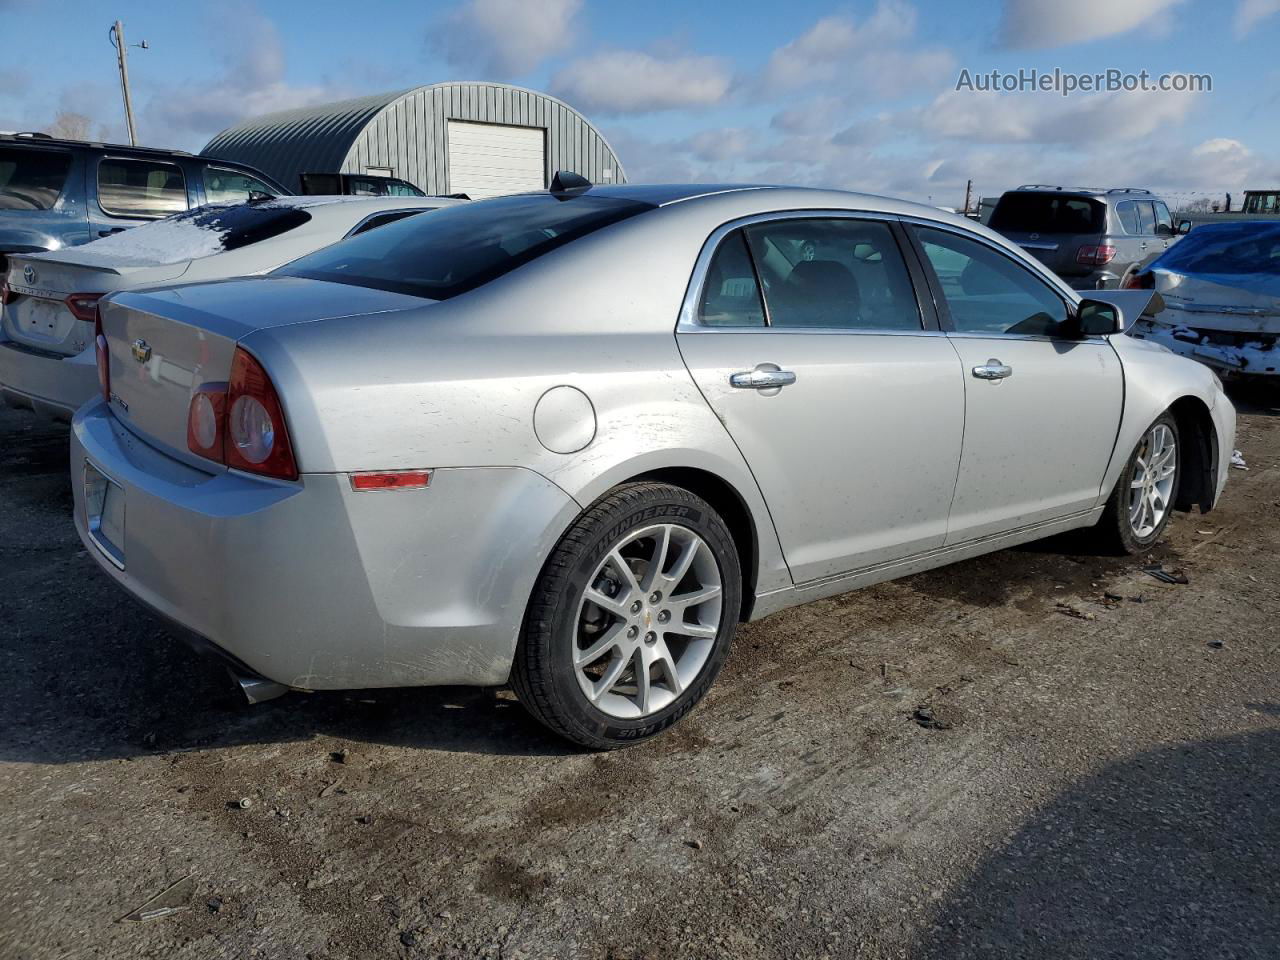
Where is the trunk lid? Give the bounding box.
[101,276,429,463]
[4,254,186,356]
[1153,269,1280,335]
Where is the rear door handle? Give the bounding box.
[730,367,797,390]
[98,228,126,237]
[971,359,1013,381]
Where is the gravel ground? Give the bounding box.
[1,388,1278,960]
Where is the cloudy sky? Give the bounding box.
[1,0,1277,206]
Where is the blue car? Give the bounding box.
[1126,220,1280,379]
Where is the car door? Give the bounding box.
[677,214,965,584]
[907,223,1123,544]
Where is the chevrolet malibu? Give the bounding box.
[71,183,1236,748]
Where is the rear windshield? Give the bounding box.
[989,192,1105,234]
[278,193,656,300]
[0,147,73,211]
[1158,223,1280,275]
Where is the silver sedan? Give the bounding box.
[70,183,1236,748]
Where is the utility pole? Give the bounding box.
[963,179,973,217]
[109,20,142,145]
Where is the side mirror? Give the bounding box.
[1176,219,1193,235]
[1073,298,1124,336]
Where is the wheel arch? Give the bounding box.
[1168,394,1219,513]
[627,466,760,622]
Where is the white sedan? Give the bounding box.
[0,195,462,418]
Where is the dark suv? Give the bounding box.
[0,133,289,274]
[988,185,1188,290]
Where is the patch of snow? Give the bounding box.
[30,211,238,269]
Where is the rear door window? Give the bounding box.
[1134,201,1156,235]
[204,165,280,204]
[989,193,1105,234]
[0,147,73,210]
[743,218,922,330]
[279,193,655,300]
[1116,201,1140,234]
[98,158,188,219]
[698,230,765,327]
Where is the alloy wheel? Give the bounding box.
[574,523,724,719]
[1128,423,1177,539]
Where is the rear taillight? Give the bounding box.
[1076,245,1117,266]
[1123,271,1154,290]
[187,347,297,481]
[94,307,110,402]
[0,280,17,306]
[65,292,104,323]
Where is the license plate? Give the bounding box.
[20,297,62,334]
[84,460,126,569]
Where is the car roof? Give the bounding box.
[0,132,199,158]
[1007,185,1156,199]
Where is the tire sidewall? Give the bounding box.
[539,492,741,746]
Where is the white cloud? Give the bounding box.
[761,1,953,98]
[997,0,1185,49]
[140,4,348,149]
[919,86,1202,144]
[1235,0,1280,35]
[550,50,732,114]
[432,0,581,79]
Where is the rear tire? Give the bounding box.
[511,482,741,749]
[1094,411,1181,554]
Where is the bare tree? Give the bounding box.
[1181,197,1217,213]
[45,111,93,141]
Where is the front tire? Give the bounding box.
[1095,412,1181,554]
[511,482,741,749]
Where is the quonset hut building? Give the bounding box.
[201,82,626,199]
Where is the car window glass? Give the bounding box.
[280,193,655,301]
[741,219,921,330]
[916,227,1068,337]
[386,181,425,197]
[1154,201,1173,233]
[1116,201,1140,234]
[348,209,427,237]
[205,166,278,204]
[0,147,73,210]
[988,193,1105,234]
[698,230,765,327]
[1135,201,1156,235]
[347,177,387,196]
[98,158,188,218]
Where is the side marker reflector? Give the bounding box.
[350,470,432,492]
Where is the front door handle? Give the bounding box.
[730,366,797,390]
[971,359,1013,381]
[98,228,126,237]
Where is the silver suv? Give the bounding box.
[989,185,1188,290]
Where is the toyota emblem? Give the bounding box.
[23,264,36,285]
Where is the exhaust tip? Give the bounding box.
[229,669,289,705]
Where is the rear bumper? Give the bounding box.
[70,400,581,690]
[0,335,96,419]
[1132,319,1279,378]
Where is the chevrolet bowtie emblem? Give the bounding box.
[131,339,152,363]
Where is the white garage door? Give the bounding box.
[446,121,546,199]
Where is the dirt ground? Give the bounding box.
[1,387,1278,960]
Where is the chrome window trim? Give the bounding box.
[676,208,921,336]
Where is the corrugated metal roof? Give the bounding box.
[201,83,626,196]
